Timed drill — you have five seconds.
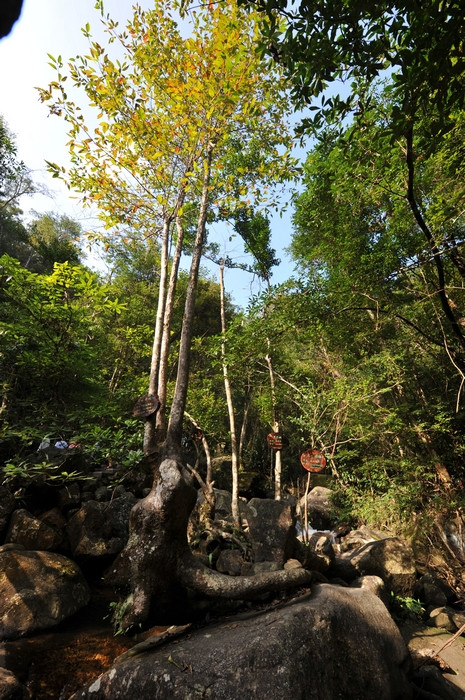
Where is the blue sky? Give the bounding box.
[0,0,303,308]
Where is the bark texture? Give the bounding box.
[110,457,314,632]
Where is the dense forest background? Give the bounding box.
[2,0,465,559]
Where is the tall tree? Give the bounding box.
[39,0,309,631]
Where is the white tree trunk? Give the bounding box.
[265,348,281,500]
[219,260,240,524]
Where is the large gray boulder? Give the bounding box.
[246,498,296,566]
[299,486,337,531]
[70,584,412,700]
[0,548,90,640]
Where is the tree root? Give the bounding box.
[177,550,313,599]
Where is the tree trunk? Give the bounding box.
[144,179,189,454]
[164,148,213,458]
[184,410,213,490]
[405,126,465,352]
[155,215,185,439]
[219,260,240,524]
[265,348,281,500]
[239,386,251,467]
[143,216,171,456]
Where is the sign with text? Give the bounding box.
[132,393,160,418]
[300,449,327,472]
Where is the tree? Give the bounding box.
[0,255,125,454]
[39,0,310,631]
[243,0,465,134]
[286,94,465,524]
[0,116,35,212]
[0,116,36,265]
[236,0,465,350]
[292,87,465,367]
[39,0,296,452]
[27,212,82,272]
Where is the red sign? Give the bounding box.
[300,449,327,472]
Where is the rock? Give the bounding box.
[412,665,464,700]
[245,561,282,574]
[94,485,111,502]
[339,525,384,552]
[39,506,67,533]
[0,549,90,640]
[216,549,243,576]
[308,530,335,565]
[350,574,389,606]
[283,558,302,570]
[0,485,16,537]
[69,584,412,700]
[294,538,332,574]
[66,494,137,563]
[299,486,337,531]
[332,536,416,597]
[414,573,453,609]
[5,508,63,551]
[0,544,24,553]
[452,610,465,631]
[428,606,459,633]
[58,482,82,512]
[0,667,28,700]
[211,489,233,519]
[246,498,295,565]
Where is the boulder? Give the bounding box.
[246,498,295,566]
[0,549,90,640]
[69,584,412,700]
[350,574,389,607]
[215,549,244,576]
[66,494,137,563]
[331,537,416,597]
[294,538,332,574]
[414,573,454,609]
[5,508,63,551]
[339,525,383,552]
[299,486,337,531]
[428,606,458,633]
[210,489,233,519]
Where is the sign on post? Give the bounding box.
[300,448,327,473]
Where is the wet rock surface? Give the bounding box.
[69,584,412,700]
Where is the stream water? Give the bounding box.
[0,594,138,699]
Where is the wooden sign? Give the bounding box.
[267,432,289,451]
[132,393,160,418]
[300,449,327,472]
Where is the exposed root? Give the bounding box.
[177,550,313,599]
